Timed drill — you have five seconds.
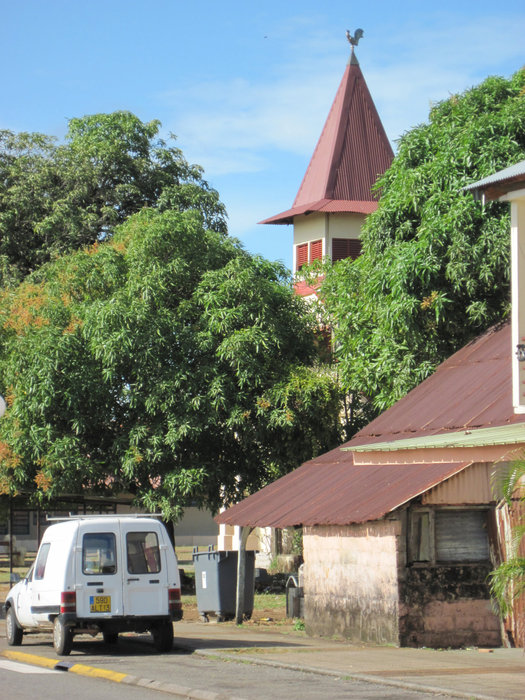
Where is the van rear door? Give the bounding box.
[75,522,123,618]
[122,525,169,616]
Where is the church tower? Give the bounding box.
[260,32,393,296]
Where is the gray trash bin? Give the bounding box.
[286,574,304,618]
[192,547,255,622]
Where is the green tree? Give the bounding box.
[0,112,226,283]
[320,69,525,411]
[0,210,342,518]
[490,461,525,617]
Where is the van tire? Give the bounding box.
[152,620,173,652]
[6,607,23,646]
[103,631,119,645]
[53,617,73,655]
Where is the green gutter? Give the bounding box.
[344,423,525,453]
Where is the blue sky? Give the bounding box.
[2,1,524,270]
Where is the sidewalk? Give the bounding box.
[1,617,524,699]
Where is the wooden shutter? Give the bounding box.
[435,510,489,562]
[296,243,308,270]
[310,239,323,262]
[332,238,362,262]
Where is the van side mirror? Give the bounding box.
[10,572,20,584]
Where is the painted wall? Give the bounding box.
[293,212,364,269]
[303,521,400,643]
[509,189,525,412]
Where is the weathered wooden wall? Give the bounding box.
[303,521,400,643]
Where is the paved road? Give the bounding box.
[0,631,451,699]
[0,656,177,700]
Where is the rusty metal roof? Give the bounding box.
[260,53,393,226]
[350,321,523,447]
[260,200,378,226]
[215,456,470,527]
[216,321,524,528]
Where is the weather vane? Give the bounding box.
[346,28,364,52]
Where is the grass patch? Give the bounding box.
[253,593,285,610]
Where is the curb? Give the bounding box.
[193,649,506,700]
[0,647,512,700]
[0,649,247,700]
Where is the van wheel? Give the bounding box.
[6,607,23,646]
[53,617,73,656]
[151,620,173,652]
[103,631,118,645]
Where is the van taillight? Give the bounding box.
[168,587,181,614]
[60,591,76,614]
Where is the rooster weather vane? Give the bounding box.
[346,28,364,52]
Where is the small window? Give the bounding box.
[332,238,362,262]
[34,542,51,580]
[127,531,161,574]
[310,239,323,262]
[82,533,117,575]
[295,243,308,271]
[409,508,489,564]
[435,510,489,562]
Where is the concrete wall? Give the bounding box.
[303,521,400,644]
[398,564,501,648]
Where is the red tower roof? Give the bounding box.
[261,52,394,225]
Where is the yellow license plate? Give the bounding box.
[89,595,111,613]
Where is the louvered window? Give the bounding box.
[296,243,308,271]
[409,509,489,564]
[332,238,362,262]
[435,510,489,562]
[310,239,323,262]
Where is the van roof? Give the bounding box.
[42,515,165,538]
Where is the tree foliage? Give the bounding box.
[320,69,525,411]
[0,210,342,517]
[0,112,227,283]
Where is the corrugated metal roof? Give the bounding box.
[261,53,393,226]
[348,423,525,453]
[215,456,470,527]
[216,321,524,529]
[350,321,524,447]
[260,199,378,225]
[422,462,498,505]
[464,160,525,201]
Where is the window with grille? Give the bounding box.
[332,238,362,262]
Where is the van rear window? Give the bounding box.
[82,533,117,575]
[127,531,161,574]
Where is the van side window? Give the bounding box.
[82,533,117,575]
[34,543,51,580]
[127,531,161,574]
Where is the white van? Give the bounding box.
[3,515,182,655]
